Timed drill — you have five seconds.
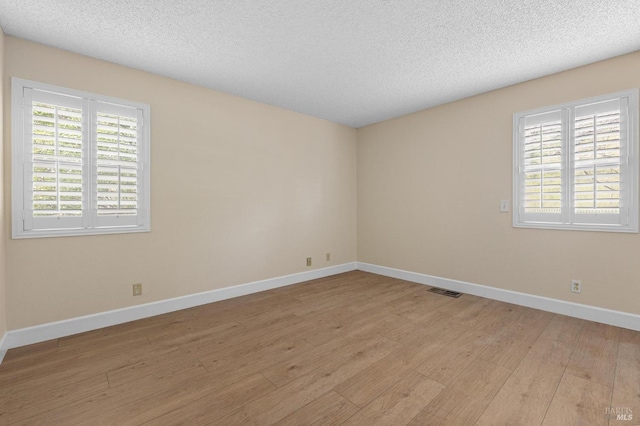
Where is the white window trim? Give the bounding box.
[11,78,151,239]
[513,89,639,233]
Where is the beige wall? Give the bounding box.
[358,51,640,316]
[0,28,6,337]
[4,37,357,329]
[3,34,639,332]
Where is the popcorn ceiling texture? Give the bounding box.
[0,0,639,127]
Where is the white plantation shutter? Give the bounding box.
[514,89,638,232]
[23,88,87,231]
[12,78,150,238]
[572,99,626,225]
[93,102,145,228]
[519,109,564,224]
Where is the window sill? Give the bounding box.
[12,225,151,239]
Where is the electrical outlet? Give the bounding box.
[306,257,312,267]
[326,253,331,261]
[133,283,142,296]
[571,280,582,294]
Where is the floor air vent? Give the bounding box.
[428,287,463,298]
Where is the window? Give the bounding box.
[513,89,639,232]
[12,78,150,238]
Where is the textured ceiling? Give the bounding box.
[1,1,639,128]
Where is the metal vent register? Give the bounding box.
[428,287,463,298]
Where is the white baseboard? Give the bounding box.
[0,333,7,364]
[357,262,640,332]
[3,260,636,364]
[0,262,357,356]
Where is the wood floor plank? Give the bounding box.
[475,337,572,426]
[341,371,444,425]
[0,335,160,393]
[106,347,197,388]
[477,307,553,370]
[616,327,640,364]
[121,372,276,425]
[273,391,360,426]
[334,348,414,407]
[11,360,208,425]
[379,306,468,348]
[540,314,587,345]
[57,310,197,349]
[475,370,559,426]
[609,329,640,426]
[408,357,512,425]
[262,335,374,388]
[367,289,456,323]
[333,315,474,408]
[297,276,391,306]
[0,339,58,364]
[0,333,150,379]
[541,372,612,426]
[565,322,620,388]
[143,315,238,344]
[446,297,497,326]
[199,337,316,380]
[415,324,506,385]
[0,374,109,424]
[215,337,401,425]
[234,295,307,328]
[300,305,402,347]
[524,335,575,368]
[608,359,640,426]
[162,316,302,361]
[346,280,424,314]
[1,271,637,425]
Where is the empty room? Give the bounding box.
[0,1,639,425]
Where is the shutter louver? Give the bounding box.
[523,118,562,213]
[96,111,138,217]
[32,101,84,217]
[23,88,86,232]
[573,100,621,220]
[519,110,564,224]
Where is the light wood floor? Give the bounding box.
[1,271,638,425]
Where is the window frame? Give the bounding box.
[11,78,151,239]
[513,89,639,233]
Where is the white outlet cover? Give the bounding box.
[571,280,582,293]
[500,200,510,212]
